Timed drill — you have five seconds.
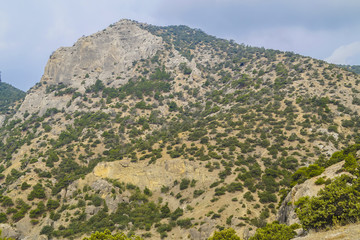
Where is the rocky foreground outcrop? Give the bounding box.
[277,161,348,226]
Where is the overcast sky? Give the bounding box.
[1,0,360,91]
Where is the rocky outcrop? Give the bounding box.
[0,223,21,239]
[15,19,163,117]
[277,161,348,225]
[13,216,52,240]
[188,217,217,240]
[0,115,5,127]
[92,158,216,191]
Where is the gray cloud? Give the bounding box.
[325,41,360,65]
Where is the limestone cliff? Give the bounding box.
[16,19,163,117]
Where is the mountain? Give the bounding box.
[0,82,25,114]
[1,19,360,240]
[338,64,360,74]
[0,82,25,127]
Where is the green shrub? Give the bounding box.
[226,182,243,192]
[50,211,61,221]
[295,175,360,230]
[177,218,192,229]
[258,191,277,203]
[21,182,31,190]
[180,178,190,190]
[249,221,298,240]
[150,67,171,81]
[135,101,152,110]
[314,177,326,185]
[244,191,254,202]
[193,189,205,198]
[160,203,170,218]
[208,228,240,240]
[12,199,30,222]
[179,63,192,75]
[170,207,183,220]
[30,202,46,218]
[156,223,173,238]
[318,144,360,168]
[27,183,46,200]
[12,210,26,222]
[343,153,357,172]
[91,195,103,207]
[0,212,7,223]
[47,199,60,210]
[161,186,169,193]
[214,187,227,196]
[1,196,14,207]
[40,225,54,238]
[290,164,324,186]
[143,187,152,196]
[83,229,143,240]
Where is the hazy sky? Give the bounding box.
[1,0,359,91]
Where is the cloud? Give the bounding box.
[45,3,76,42]
[325,42,360,65]
[0,12,9,50]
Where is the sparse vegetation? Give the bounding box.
[0,21,360,239]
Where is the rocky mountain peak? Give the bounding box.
[43,19,162,87]
[16,19,163,116]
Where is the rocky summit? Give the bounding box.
[1,19,360,239]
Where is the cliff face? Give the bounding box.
[16,20,163,117]
[277,161,349,226]
[2,19,360,240]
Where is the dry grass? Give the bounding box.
[294,223,360,240]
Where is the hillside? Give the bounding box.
[0,19,360,240]
[338,64,360,74]
[0,82,25,114]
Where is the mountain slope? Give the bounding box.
[1,19,360,239]
[0,82,25,113]
[338,64,360,74]
[0,82,25,127]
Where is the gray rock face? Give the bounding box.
[15,19,163,117]
[14,217,52,240]
[85,205,101,216]
[105,194,129,213]
[277,161,348,225]
[91,179,113,192]
[188,217,217,240]
[0,223,21,239]
[0,115,5,127]
[242,227,255,240]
